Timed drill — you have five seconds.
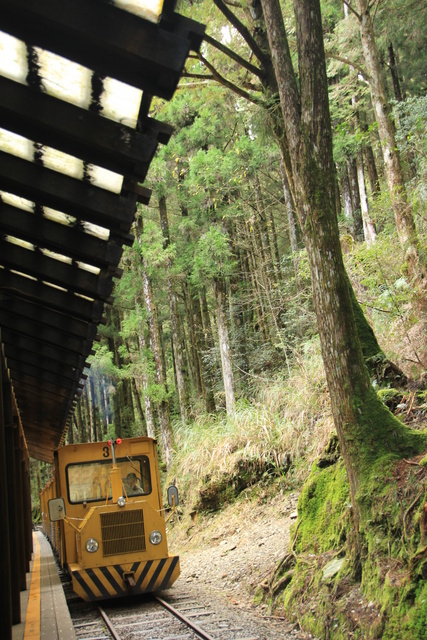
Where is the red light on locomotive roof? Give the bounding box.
[116,438,122,445]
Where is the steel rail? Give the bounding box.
[155,595,217,640]
[98,605,122,640]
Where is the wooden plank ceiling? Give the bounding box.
[0,0,204,461]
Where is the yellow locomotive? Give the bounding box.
[40,436,180,601]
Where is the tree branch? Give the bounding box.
[181,71,215,80]
[325,51,369,81]
[213,0,268,65]
[371,0,384,20]
[198,53,263,106]
[342,1,361,20]
[204,33,264,79]
[176,81,215,90]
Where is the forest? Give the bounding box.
[32,0,427,637]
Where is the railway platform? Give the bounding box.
[13,530,76,640]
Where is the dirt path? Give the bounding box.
[167,489,316,639]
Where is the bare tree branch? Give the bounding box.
[182,71,215,80]
[213,0,268,64]
[198,53,263,106]
[176,81,215,90]
[325,52,370,80]
[371,0,384,20]
[342,1,361,19]
[204,33,264,79]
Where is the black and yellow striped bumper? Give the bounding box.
[70,556,180,601]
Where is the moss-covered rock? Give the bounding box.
[266,445,427,639]
[193,453,291,512]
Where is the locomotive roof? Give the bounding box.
[0,0,204,462]
[55,436,157,453]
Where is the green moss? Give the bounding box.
[347,385,427,476]
[296,459,351,553]
[377,387,402,406]
[348,275,383,362]
[382,581,427,639]
[271,441,427,638]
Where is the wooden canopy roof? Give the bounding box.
[0,0,204,461]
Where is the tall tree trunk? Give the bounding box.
[131,377,146,435]
[99,377,110,438]
[253,174,278,283]
[245,223,270,339]
[141,266,173,468]
[86,379,95,442]
[347,157,364,239]
[198,288,217,413]
[134,213,173,467]
[356,149,376,245]
[135,310,156,438]
[354,0,425,284]
[387,41,403,102]
[183,282,203,398]
[280,163,300,272]
[260,0,421,552]
[364,143,380,198]
[159,196,189,424]
[339,162,354,231]
[213,276,235,417]
[75,396,86,442]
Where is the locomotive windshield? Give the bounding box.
[66,455,151,503]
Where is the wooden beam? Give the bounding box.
[0,203,124,269]
[0,312,93,356]
[10,374,75,401]
[0,298,97,341]
[6,359,78,391]
[0,76,161,180]
[0,151,137,234]
[0,0,198,99]
[1,330,88,371]
[0,239,116,301]
[0,270,106,323]
[3,345,83,382]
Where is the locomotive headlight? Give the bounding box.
[149,530,162,545]
[117,496,126,507]
[85,537,99,553]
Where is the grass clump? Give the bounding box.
[167,337,334,513]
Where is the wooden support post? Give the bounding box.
[0,339,13,639]
[4,375,22,623]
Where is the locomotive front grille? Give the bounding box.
[100,509,146,556]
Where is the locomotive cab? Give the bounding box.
[44,437,180,602]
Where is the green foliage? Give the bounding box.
[89,343,118,379]
[191,224,237,284]
[375,0,427,96]
[392,95,427,223]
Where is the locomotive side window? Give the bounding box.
[66,456,151,503]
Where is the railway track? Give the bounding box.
[100,595,218,640]
[66,591,254,640]
[60,564,309,639]
[60,562,256,640]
